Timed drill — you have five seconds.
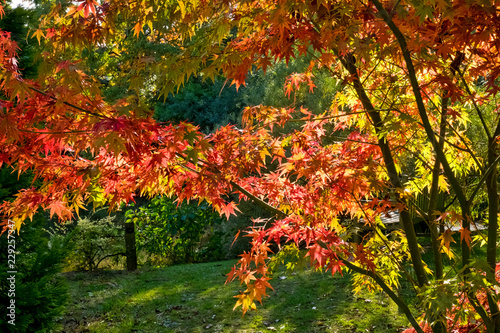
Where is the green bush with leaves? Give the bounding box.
[67,216,126,271]
[126,197,224,265]
[0,214,73,333]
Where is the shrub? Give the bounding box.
[126,196,224,265]
[66,216,126,271]
[0,214,72,332]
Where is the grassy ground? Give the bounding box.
[54,260,411,333]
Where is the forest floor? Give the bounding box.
[54,259,411,333]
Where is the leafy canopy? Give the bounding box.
[1,0,500,332]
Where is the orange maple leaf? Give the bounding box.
[459,227,471,248]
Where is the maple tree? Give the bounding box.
[1,0,500,332]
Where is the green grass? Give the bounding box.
[55,260,411,333]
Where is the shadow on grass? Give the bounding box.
[260,269,409,333]
[56,260,410,333]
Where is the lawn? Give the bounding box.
[55,259,411,333]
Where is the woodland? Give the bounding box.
[1,0,500,332]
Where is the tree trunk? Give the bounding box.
[427,94,449,281]
[486,137,500,332]
[125,222,137,271]
[341,54,429,287]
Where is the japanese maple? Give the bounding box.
[1,1,500,332]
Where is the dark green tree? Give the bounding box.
[0,2,38,78]
[0,213,73,332]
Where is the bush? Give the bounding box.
[126,196,224,265]
[0,214,72,332]
[66,216,126,271]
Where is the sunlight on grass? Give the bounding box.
[129,286,165,303]
[56,260,411,332]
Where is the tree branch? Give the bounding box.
[339,52,429,287]
[96,252,126,269]
[371,0,471,270]
[341,259,424,333]
[178,158,287,218]
[457,70,492,140]
[467,153,500,204]
[29,86,106,119]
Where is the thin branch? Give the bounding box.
[432,130,475,154]
[371,0,468,205]
[341,258,424,333]
[362,58,383,85]
[416,74,480,167]
[351,193,419,287]
[18,128,91,135]
[457,69,491,140]
[178,158,287,218]
[330,135,380,146]
[29,86,106,119]
[465,290,494,331]
[494,117,500,139]
[96,252,126,269]
[338,50,430,286]
[285,110,374,122]
[442,118,482,168]
[77,76,107,116]
[369,3,473,274]
[467,153,500,205]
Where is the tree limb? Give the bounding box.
[29,86,106,119]
[341,259,424,333]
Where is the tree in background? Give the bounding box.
[154,76,241,132]
[0,143,72,333]
[0,2,38,78]
[1,1,500,332]
[0,214,72,332]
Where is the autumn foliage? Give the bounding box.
[403,264,500,333]
[1,0,500,332]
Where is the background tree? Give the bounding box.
[0,214,72,332]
